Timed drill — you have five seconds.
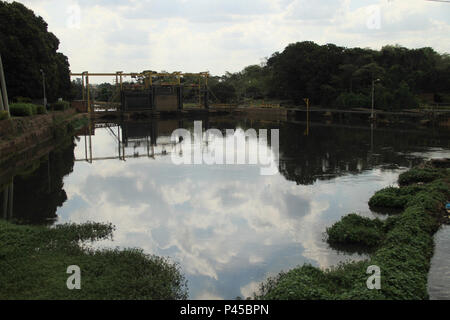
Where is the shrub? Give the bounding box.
[0,221,188,300]
[398,168,443,186]
[30,104,37,115]
[0,110,9,120]
[368,185,425,210]
[256,166,449,300]
[36,105,47,114]
[14,96,32,103]
[9,103,33,116]
[326,213,384,248]
[51,101,70,111]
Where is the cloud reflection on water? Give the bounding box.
[58,125,403,299]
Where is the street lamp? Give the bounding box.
[371,78,381,120]
[40,69,47,108]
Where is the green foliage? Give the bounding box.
[0,110,9,120]
[51,100,70,111]
[398,168,444,186]
[0,1,71,102]
[210,82,237,103]
[368,185,425,210]
[326,214,384,248]
[336,92,370,108]
[217,42,449,109]
[36,105,46,114]
[0,220,188,300]
[14,96,32,103]
[256,166,449,300]
[9,103,34,116]
[9,103,46,116]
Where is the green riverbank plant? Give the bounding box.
[255,165,449,300]
[326,214,384,248]
[0,221,188,300]
[398,168,445,186]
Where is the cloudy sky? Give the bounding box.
[12,0,450,80]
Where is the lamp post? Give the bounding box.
[40,69,47,108]
[371,78,380,120]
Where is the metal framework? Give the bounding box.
[70,71,210,113]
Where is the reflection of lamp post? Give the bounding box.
[40,69,47,107]
[371,78,380,119]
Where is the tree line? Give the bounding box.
[208,41,450,110]
[0,1,71,104]
[2,0,449,110]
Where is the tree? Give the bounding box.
[0,1,71,102]
[210,82,237,103]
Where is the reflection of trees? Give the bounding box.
[0,138,75,225]
[277,122,450,185]
[186,117,449,186]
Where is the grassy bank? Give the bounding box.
[255,165,450,300]
[0,221,187,299]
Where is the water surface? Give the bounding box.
[2,117,449,299]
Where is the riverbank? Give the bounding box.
[0,109,87,166]
[256,163,450,300]
[0,220,188,299]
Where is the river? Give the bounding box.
[1,116,449,299]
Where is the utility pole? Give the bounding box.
[0,54,10,114]
[371,78,380,120]
[304,98,310,136]
[40,69,47,108]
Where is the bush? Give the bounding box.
[51,101,70,111]
[0,221,188,300]
[30,104,37,115]
[335,92,370,108]
[368,185,425,210]
[256,166,449,300]
[326,214,384,248]
[0,110,9,120]
[398,168,444,186]
[9,103,33,116]
[14,96,32,103]
[36,105,47,114]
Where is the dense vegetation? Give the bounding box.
[9,103,46,116]
[0,1,71,103]
[0,220,188,299]
[70,41,450,110]
[209,41,450,109]
[255,165,450,300]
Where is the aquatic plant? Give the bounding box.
[326,214,384,248]
[0,221,188,300]
[255,165,449,300]
[398,168,444,186]
[368,185,425,210]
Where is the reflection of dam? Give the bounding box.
[75,120,186,162]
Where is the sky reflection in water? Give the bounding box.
[55,120,449,299]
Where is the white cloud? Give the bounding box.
[7,0,449,82]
